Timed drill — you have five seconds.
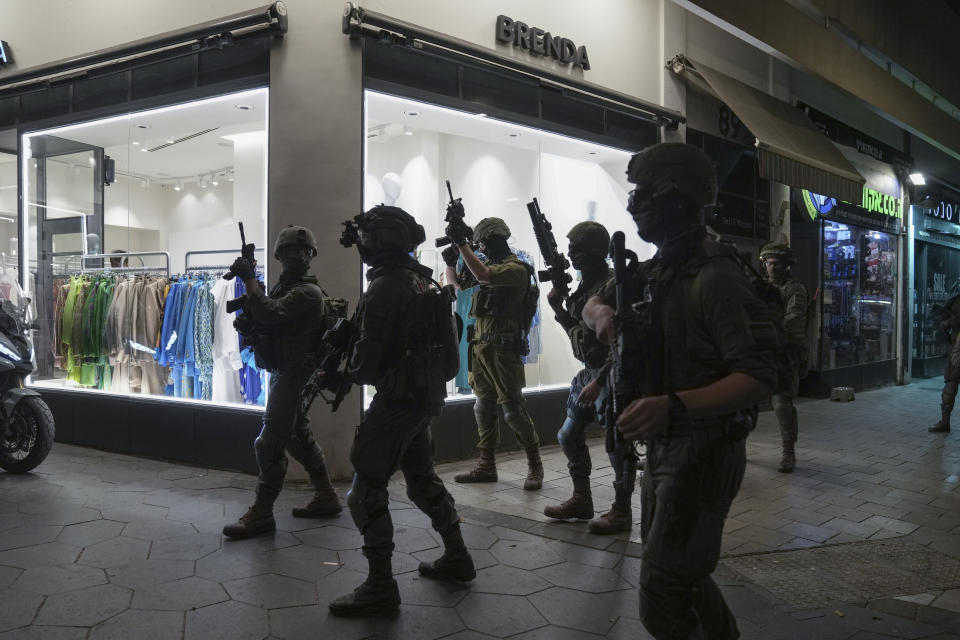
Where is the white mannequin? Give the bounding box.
[382,172,402,206]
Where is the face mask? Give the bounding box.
[628,187,662,244]
[280,247,312,275]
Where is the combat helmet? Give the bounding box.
[626,143,717,208]
[567,221,610,258]
[760,242,796,265]
[274,225,318,259]
[473,217,511,242]
[361,204,426,252]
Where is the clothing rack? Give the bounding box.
[59,251,172,277]
[184,248,265,272]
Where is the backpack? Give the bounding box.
[517,261,540,357]
[729,253,793,394]
[401,270,462,392]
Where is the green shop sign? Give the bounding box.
[800,186,902,223]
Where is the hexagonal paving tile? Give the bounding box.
[18,498,79,515]
[78,536,150,569]
[0,588,44,632]
[185,600,269,640]
[378,603,465,638]
[456,593,546,637]
[89,609,184,640]
[27,507,101,527]
[13,563,106,594]
[534,562,632,593]
[0,542,81,569]
[393,525,441,555]
[469,564,551,596]
[195,548,272,583]
[149,533,221,561]
[224,573,317,609]
[0,512,32,534]
[489,539,564,571]
[394,570,472,607]
[106,558,195,590]
[0,565,21,589]
[165,501,225,524]
[130,576,228,611]
[545,540,623,569]
[34,583,132,626]
[0,524,63,551]
[459,523,498,551]
[0,626,88,640]
[122,519,197,541]
[269,602,385,640]
[262,544,341,582]
[337,549,421,576]
[294,525,362,551]
[527,587,618,635]
[57,520,125,547]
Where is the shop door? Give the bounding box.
[25,135,106,376]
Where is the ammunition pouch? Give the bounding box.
[233,314,281,372]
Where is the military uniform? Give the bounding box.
[468,253,539,448]
[606,235,776,640]
[243,274,335,506]
[932,296,960,432]
[223,226,342,540]
[331,205,474,618]
[770,277,808,444]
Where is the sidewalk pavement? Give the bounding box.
[2,381,960,638]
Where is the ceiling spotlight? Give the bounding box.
[227,171,235,182]
[140,177,148,188]
[174,179,183,191]
[587,151,598,155]
[909,172,926,186]
[403,110,420,117]
[132,141,140,146]
[235,104,254,111]
[166,139,174,145]
[211,177,219,186]
[135,124,151,129]
[200,175,208,189]
[506,132,520,138]
[404,130,413,136]
[140,148,148,153]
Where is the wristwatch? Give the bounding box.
[667,391,687,423]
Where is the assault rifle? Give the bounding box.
[223,221,256,281]
[526,197,572,299]
[298,316,357,416]
[435,180,472,248]
[607,231,644,463]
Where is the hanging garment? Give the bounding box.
[211,277,244,404]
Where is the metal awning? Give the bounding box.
[672,55,865,204]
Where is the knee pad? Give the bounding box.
[254,426,288,472]
[346,474,390,534]
[557,416,586,450]
[473,397,497,428]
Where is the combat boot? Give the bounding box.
[329,557,400,618]
[930,412,951,433]
[222,502,275,539]
[543,477,593,520]
[292,472,342,518]
[523,445,544,491]
[588,493,632,535]
[419,527,476,582]
[455,447,497,483]
[778,440,797,473]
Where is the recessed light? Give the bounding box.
[135,124,151,129]
[506,132,521,138]
[140,148,148,153]
[166,140,174,145]
[404,131,413,136]
[132,141,140,146]
[403,110,420,117]
[235,104,254,111]
[587,151,598,155]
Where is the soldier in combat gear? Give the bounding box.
[584,143,776,640]
[223,225,342,540]
[541,221,635,534]
[444,217,543,490]
[931,295,960,433]
[329,205,475,618]
[760,242,809,472]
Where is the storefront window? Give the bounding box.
[821,220,898,369]
[21,89,268,407]
[914,242,960,360]
[0,130,17,284]
[364,90,647,400]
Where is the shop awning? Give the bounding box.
[674,56,865,204]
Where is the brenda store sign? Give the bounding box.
[495,15,590,70]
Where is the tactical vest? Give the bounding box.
[566,269,612,369]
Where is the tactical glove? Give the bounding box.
[229,256,257,281]
[445,221,472,246]
[442,245,461,267]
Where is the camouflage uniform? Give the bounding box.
[770,277,808,443]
